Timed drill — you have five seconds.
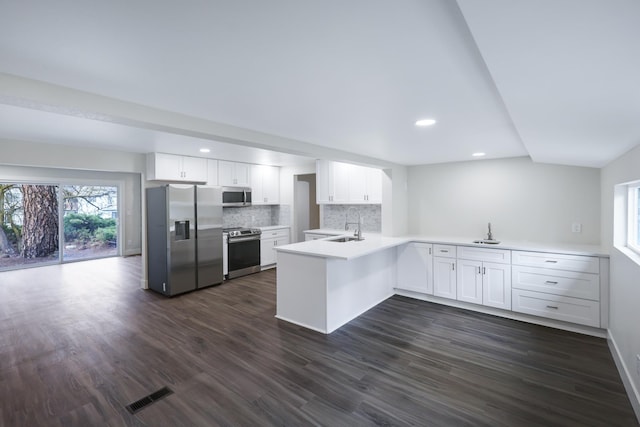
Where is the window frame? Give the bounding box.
[628,184,640,255]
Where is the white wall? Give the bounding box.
[601,143,640,417]
[381,165,409,237]
[280,162,317,242]
[0,139,145,255]
[407,157,601,244]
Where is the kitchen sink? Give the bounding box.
[326,236,363,242]
[472,239,501,245]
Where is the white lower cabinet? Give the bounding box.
[512,289,600,328]
[511,250,601,327]
[457,259,512,309]
[456,259,483,305]
[482,262,512,310]
[433,257,457,299]
[396,243,607,330]
[456,246,512,310]
[396,243,433,294]
[260,228,290,268]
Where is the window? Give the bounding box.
[62,185,118,261]
[628,184,640,254]
[0,182,119,271]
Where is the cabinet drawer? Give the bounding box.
[262,228,290,239]
[512,289,599,328]
[457,246,511,264]
[433,244,456,258]
[512,251,598,274]
[512,266,599,301]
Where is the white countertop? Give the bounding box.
[258,225,291,231]
[276,232,609,259]
[302,228,346,236]
[275,233,406,260]
[404,235,609,257]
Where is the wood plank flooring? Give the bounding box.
[0,256,637,426]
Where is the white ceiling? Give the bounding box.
[0,0,638,168]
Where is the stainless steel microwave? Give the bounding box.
[222,186,252,207]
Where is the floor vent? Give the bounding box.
[126,386,174,414]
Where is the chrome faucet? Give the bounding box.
[487,222,493,241]
[345,207,363,240]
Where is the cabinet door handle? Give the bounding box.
[441,249,448,253]
[545,260,558,263]
[545,280,558,285]
[546,305,559,309]
[482,267,486,275]
[452,263,455,271]
[477,266,481,274]
[429,248,432,255]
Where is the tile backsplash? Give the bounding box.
[223,205,290,228]
[321,204,381,233]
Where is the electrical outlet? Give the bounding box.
[571,222,582,233]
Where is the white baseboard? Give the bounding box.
[394,289,607,338]
[608,331,640,423]
[140,279,148,289]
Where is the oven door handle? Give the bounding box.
[228,236,260,244]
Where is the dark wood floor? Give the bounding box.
[0,256,637,427]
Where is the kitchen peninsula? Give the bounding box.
[274,234,406,333]
[275,234,609,336]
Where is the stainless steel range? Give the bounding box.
[223,227,262,279]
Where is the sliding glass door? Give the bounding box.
[0,184,60,269]
[62,185,118,261]
[0,182,119,271]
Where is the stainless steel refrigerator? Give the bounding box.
[146,184,223,296]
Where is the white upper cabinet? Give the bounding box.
[206,159,218,186]
[316,160,382,204]
[251,164,280,205]
[365,167,382,203]
[147,153,208,183]
[219,161,251,187]
[348,165,383,203]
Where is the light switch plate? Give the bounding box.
[571,223,582,233]
[636,354,640,377]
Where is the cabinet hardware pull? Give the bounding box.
[441,249,448,253]
[545,260,558,263]
[429,248,432,255]
[452,263,455,271]
[478,266,481,274]
[546,305,559,309]
[483,267,486,275]
[545,281,558,284]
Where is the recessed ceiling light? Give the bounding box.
[415,118,436,127]
[199,148,211,153]
[472,152,486,157]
